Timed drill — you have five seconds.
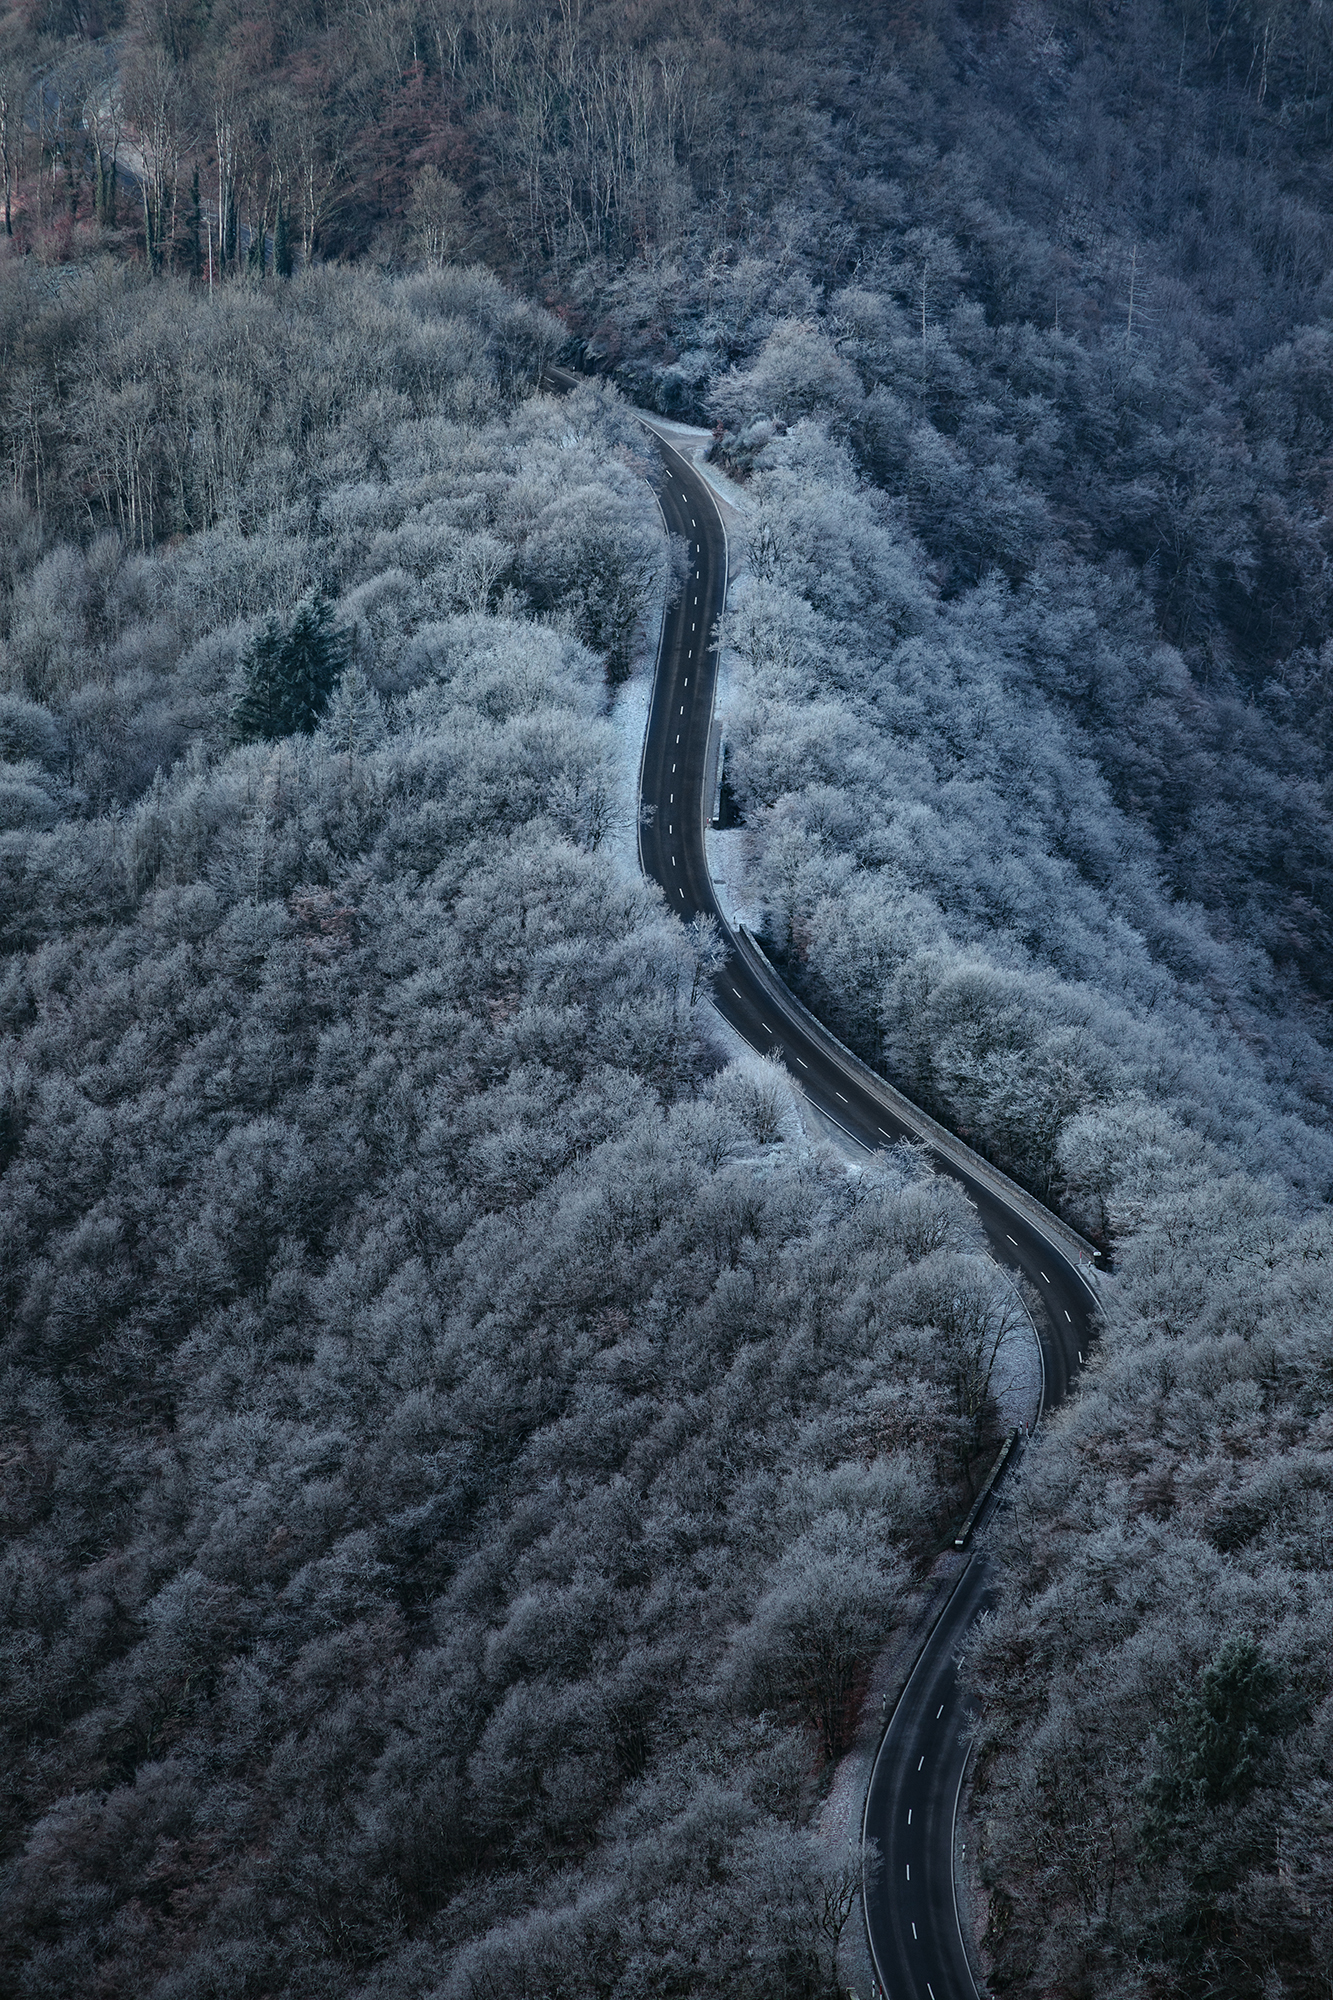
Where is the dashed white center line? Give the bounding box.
[1006,1234,1018,1246]
[917,1755,925,1771]
[835,1091,848,1102]
[912,1923,918,1940]
[907,1808,912,1824]
[936,1705,944,1719]
[1064,1310,1072,1322]
[1079,1349,1084,1363]
[1040,1271,1050,1283]
[878,1126,891,1137]
[905,1864,910,1881]
[732,987,743,999]
[761,1022,772,1032]
[928,1985,936,2000]
[795,1057,808,1067]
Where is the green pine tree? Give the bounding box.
[1142,1634,1298,1859]
[232,616,289,743]
[233,598,348,743]
[279,595,348,734]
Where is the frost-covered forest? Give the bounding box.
[720,413,1333,2000]
[0,266,1030,1997]
[5,0,1333,1993]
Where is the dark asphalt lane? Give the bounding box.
[863,1556,995,2000]
[634,422,1100,2000]
[544,368,1100,2000]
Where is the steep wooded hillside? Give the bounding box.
[0,263,1029,2000]
[5,3,1333,1994]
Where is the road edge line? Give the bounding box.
[861,1553,979,2000]
[950,1738,985,2000]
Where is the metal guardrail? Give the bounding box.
[954,1429,1020,1548]
[704,719,725,827]
[733,924,1102,1279]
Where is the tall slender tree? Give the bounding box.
[273,197,292,277]
[187,164,202,278]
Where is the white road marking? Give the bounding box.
[796,1057,808,1067]
[906,1864,910,1881]
[907,1809,912,1824]
[1064,1310,1071,1322]
[928,1985,936,2000]
[672,763,676,772]
[835,1091,848,1102]
[1040,1271,1050,1282]
[761,1023,772,1032]
[1007,1235,1017,1245]
[917,1755,925,1770]
[1078,1350,1084,1363]
[936,1705,944,1719]
[732,988,743,998]
[683,677,688,686]
[878,1127,891,1137]
[912,1923,918,1940]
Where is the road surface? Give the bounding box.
[551,369,1101,2000]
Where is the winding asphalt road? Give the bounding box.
[551,370,1102,1999]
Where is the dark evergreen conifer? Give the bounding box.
[231,614,288,742]
[280,593,348,732]
[1142,1635,1297,1856]
[233,596,348,742]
